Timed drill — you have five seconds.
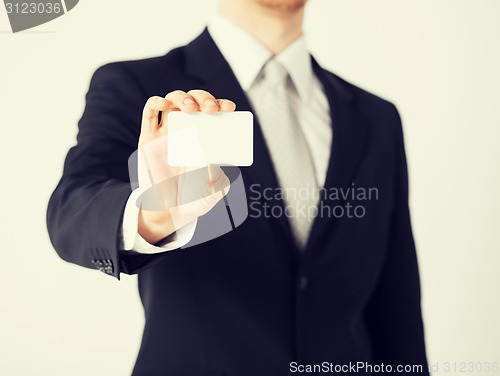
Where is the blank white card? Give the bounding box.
[167,111,254,166]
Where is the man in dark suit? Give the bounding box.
[47,0,429,374]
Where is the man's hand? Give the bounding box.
[137,90,236,244]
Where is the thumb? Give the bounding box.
[210,166,231,196]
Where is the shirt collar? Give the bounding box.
[208,13,314,100]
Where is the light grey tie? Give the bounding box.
[248,59,319,249]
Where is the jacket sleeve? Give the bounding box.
[47,63,166,279]
[364,105,429,373]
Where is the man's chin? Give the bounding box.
[255,0,307,13]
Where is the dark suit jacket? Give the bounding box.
[47,29,428,375]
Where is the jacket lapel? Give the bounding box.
[184,29,297,247]
[306,60,371,252]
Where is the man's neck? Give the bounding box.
[219,0,305,56]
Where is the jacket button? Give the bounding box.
[92,259,113,274]
[299,275,308,290]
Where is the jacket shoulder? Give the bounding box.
[90,46,190,94]
[322,70,399,120]
[320,69,404,152]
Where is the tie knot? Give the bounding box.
[262,59,289,88]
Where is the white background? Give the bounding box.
[1,0,499,375]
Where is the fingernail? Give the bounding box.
[184,98,195,105]
[205,99,217,107]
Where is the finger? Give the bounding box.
[209,165,230,194]
[165,90,198,113]
[187,89,219,113]
[142,96,170,134]
[217,99,236,112]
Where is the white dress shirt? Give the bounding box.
[120,13,332,254]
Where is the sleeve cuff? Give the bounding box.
[120,188,197,254]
